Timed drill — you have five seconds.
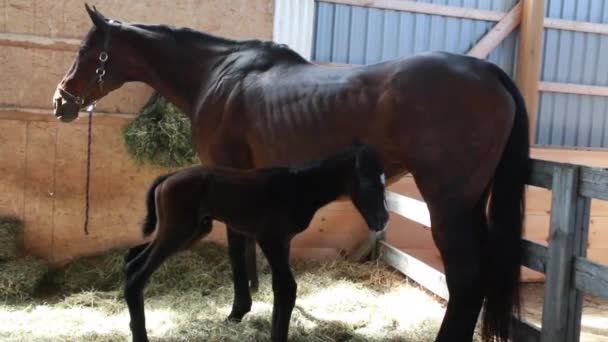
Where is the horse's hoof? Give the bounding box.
[250,283,259,293]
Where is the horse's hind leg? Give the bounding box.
[226,229,254,322]
[431,202,487,342]
[257,235,296,342]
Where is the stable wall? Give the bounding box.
[0,0,278,263]
[3,1,608,273]
[1,0,274,114]
[0,110,373,263]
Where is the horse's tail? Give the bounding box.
[482,65,531,342]
[142,173,175,237]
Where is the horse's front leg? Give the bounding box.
[258,235,296,342]
[226,228,254,321]
[208,142,259,292]
[245,236,259,291]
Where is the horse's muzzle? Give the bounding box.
[53,90,79,123]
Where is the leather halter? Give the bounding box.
[58,21,119,110]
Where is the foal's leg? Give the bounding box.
[124,242,158,342]
[124,240,182,342]
[226,229,253,321]
[125,243,148,264]
[125,217,213,342]
[124,243,150,274]
[432,204,486,342]
[258,236,296,342]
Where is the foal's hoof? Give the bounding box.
[227,306,250,323]
[131,335,149,342]
[226,315,243,323]
[250,282,259,293]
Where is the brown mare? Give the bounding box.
[53,5,530,342]
[125,142,389,342]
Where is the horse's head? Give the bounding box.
[349,144,390,232]
[53,4,127,122]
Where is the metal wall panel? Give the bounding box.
[273,0,316,59]
[313,0,608,148]
[313,0,519,75]
[536,0,608,147]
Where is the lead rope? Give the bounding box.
[80,20,114,236]
[84,105,94,235]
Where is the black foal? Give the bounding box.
[123,143,389,342]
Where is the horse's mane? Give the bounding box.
[131,23,307,64]
[236,40,309,64]
[131,23,237,46]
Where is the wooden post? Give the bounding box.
[515,0,545,143]
[540,164,579,342]
[566,196,591,341]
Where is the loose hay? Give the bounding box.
[0,256,48,302]
[51,249,126,294]
[0,216,22,261]
[122,91,197,168]
[1,241,449,341]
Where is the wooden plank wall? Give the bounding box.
[0,0,274,115]
[0,0,279,264]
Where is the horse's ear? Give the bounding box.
[85,3,109,32]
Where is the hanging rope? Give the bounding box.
[83,107,94,235]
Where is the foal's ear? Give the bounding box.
[85,3,109,32]
[351,138,364,149]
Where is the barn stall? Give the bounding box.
[274,0,608,340]
[0,0,607,341]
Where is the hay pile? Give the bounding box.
[0,217,22,261]
[122,91,196,168]
[48,243,231,298]
[0,217,48,302]
[1,237,449,341]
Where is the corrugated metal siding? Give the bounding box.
[536,0,608,147]
[313,0,519,75]
[273,0,316,59]
[313,0,608,148]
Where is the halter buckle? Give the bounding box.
[99,51,108,62]
[85,102,97,113]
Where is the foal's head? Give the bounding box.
[346,144,389,232]
[53,5,128,122]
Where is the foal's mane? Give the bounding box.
[289,144,369,176]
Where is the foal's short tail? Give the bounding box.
[142,173,175,237]
[482,66,531,342]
